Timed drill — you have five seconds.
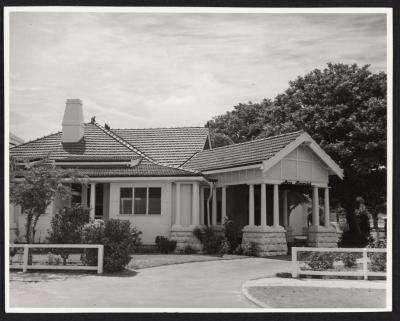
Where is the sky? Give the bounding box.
[8,11,387,142]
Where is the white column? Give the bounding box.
[192,183,200,225]
[221,186,227,224]
[273,184,280,227]
[283,190,288,227]
[324,187,330,228]
[89,183,96,220]
[248,184,255,226]
[200,187,205,225]
[212,187,217,226]
[312,186,319,226]
[261,183,267,226]
[81,184,88,207]
[175,183,181,225]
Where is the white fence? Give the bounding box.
[10,244,104,274]
[291,247,386,279]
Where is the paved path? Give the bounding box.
[10,257,291,309]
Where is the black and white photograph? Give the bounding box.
[4,6,393,313]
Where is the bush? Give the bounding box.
[183,245,197,254]
[155,236,177,253]
[80,219,142,272]
[193,226,224,254]
[305,252,335,271]
[223,218,242,254]
[341,253,357,268]
[242,242,260,257]
[47,205,90,265]
[368,239,386,272]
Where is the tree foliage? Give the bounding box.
[9,157,86,243]
[205,63,387,236]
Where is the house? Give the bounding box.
[9,99,344,255]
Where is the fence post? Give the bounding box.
[292,247,298,278]
[97,245,104,274]
[363,248,368,280]
[22,244,29,273]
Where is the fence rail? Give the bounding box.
[9,244,104,274]
[291,247,386,280]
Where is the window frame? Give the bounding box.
[119,186,162,216]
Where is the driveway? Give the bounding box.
[9,257,291,309]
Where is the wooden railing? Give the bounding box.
[291,247,386,279]
[9,244,104,274]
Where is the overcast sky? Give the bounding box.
[9,12,387,142]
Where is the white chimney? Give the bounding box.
[62,99,84,143]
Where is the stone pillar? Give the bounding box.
[260,183,267,226]
[308,185,338,248]
[200,187,205,225]
[89,183,96,220]
[324,187,330,228]
[221,186,227,224]
[248,184,255,226]
[242,183,287,257]
[192,183,200,226]
[212,187,217,226]
[175,183,181,226]
[273,184,280,227]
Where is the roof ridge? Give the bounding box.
[204,130,304,151]
[94,122,201,175]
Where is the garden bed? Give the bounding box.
[127,254,245,269]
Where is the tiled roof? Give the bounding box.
[10,123,144,162]
[59,164,201,177]
[112,127,210,166]
[183,131,304,172]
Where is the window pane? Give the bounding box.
[120,188,133,214]
[120,188,133,198]
[134,188,147,214]
[120,199,133,214]
[148,188,161,214]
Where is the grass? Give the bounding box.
[127,254,245,269]
[248,286,386,308]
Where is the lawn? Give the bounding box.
[247,286,386,308]
[128,254,245,269]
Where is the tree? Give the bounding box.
[10,156,86,243]
[205,63,386,240]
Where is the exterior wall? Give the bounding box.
[289,204,307,236]
[109,180,174,244]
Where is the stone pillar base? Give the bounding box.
[285,226,294,244]
[170,225,202,252]
[242,225,288,257]
[307,225,338,247]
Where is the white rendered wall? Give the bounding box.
[109,181,173,245]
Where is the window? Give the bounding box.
[134,188,147,214]
[119,187,162,215]
[120,188,133,214]
[148,188,162,214]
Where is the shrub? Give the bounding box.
[183,245,197,254]
[155,236,177,253]
[47,205,90,265]
[242,242,260,257]
[80,219,142,272]
[341,253,357,268]
[305,252,335,271]
[223,218,242,254]
[368,239,386,272]
[193,226,224,254]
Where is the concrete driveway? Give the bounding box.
[9,257,291,309]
